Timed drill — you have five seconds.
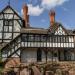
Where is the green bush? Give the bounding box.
[0,49,2,62]
[0,62,4,67]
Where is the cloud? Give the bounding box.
[28,4,44,16]
[61,7,68,11]
[21,0,69,16]
[41,0,69,9]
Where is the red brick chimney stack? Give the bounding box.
[49,10,55,26]
[23,4,30,28]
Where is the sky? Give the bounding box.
[0,0,75,30]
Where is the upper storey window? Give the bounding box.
[4,20,13,26]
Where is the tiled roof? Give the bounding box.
[21,22,74,35]
[21,28,48,34]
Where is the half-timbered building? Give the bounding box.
[0,4,75,69]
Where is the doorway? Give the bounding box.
[37,48,42,62]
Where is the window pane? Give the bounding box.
[28,35,34,41]
[21,34,27,42]
[5,20,9,25]
[34,35,40,42]
[9,26,12,32]
[4,26,8,32]
[4,33,12,39]
[9,20,13,25]
[41,35,46,42]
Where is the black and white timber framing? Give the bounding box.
[0,5,75,63]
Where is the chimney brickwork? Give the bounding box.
[23,4,30,28]
[49,10,55,26]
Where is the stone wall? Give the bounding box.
[4,58,20,69]
[2,61,75,75]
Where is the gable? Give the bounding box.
[55,26,67,35]
[3,7,14,13]
[1,6,22,19]
[0,6,23,43]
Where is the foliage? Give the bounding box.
[0,48,3,73]
[0,62,4,74]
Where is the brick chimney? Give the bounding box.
[23,4,30,28]
[49,10,55,26]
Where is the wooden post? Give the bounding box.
[44,48,48,63]
[74,35,75,60]
[74,35,75,48]
[52,48,53,65]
